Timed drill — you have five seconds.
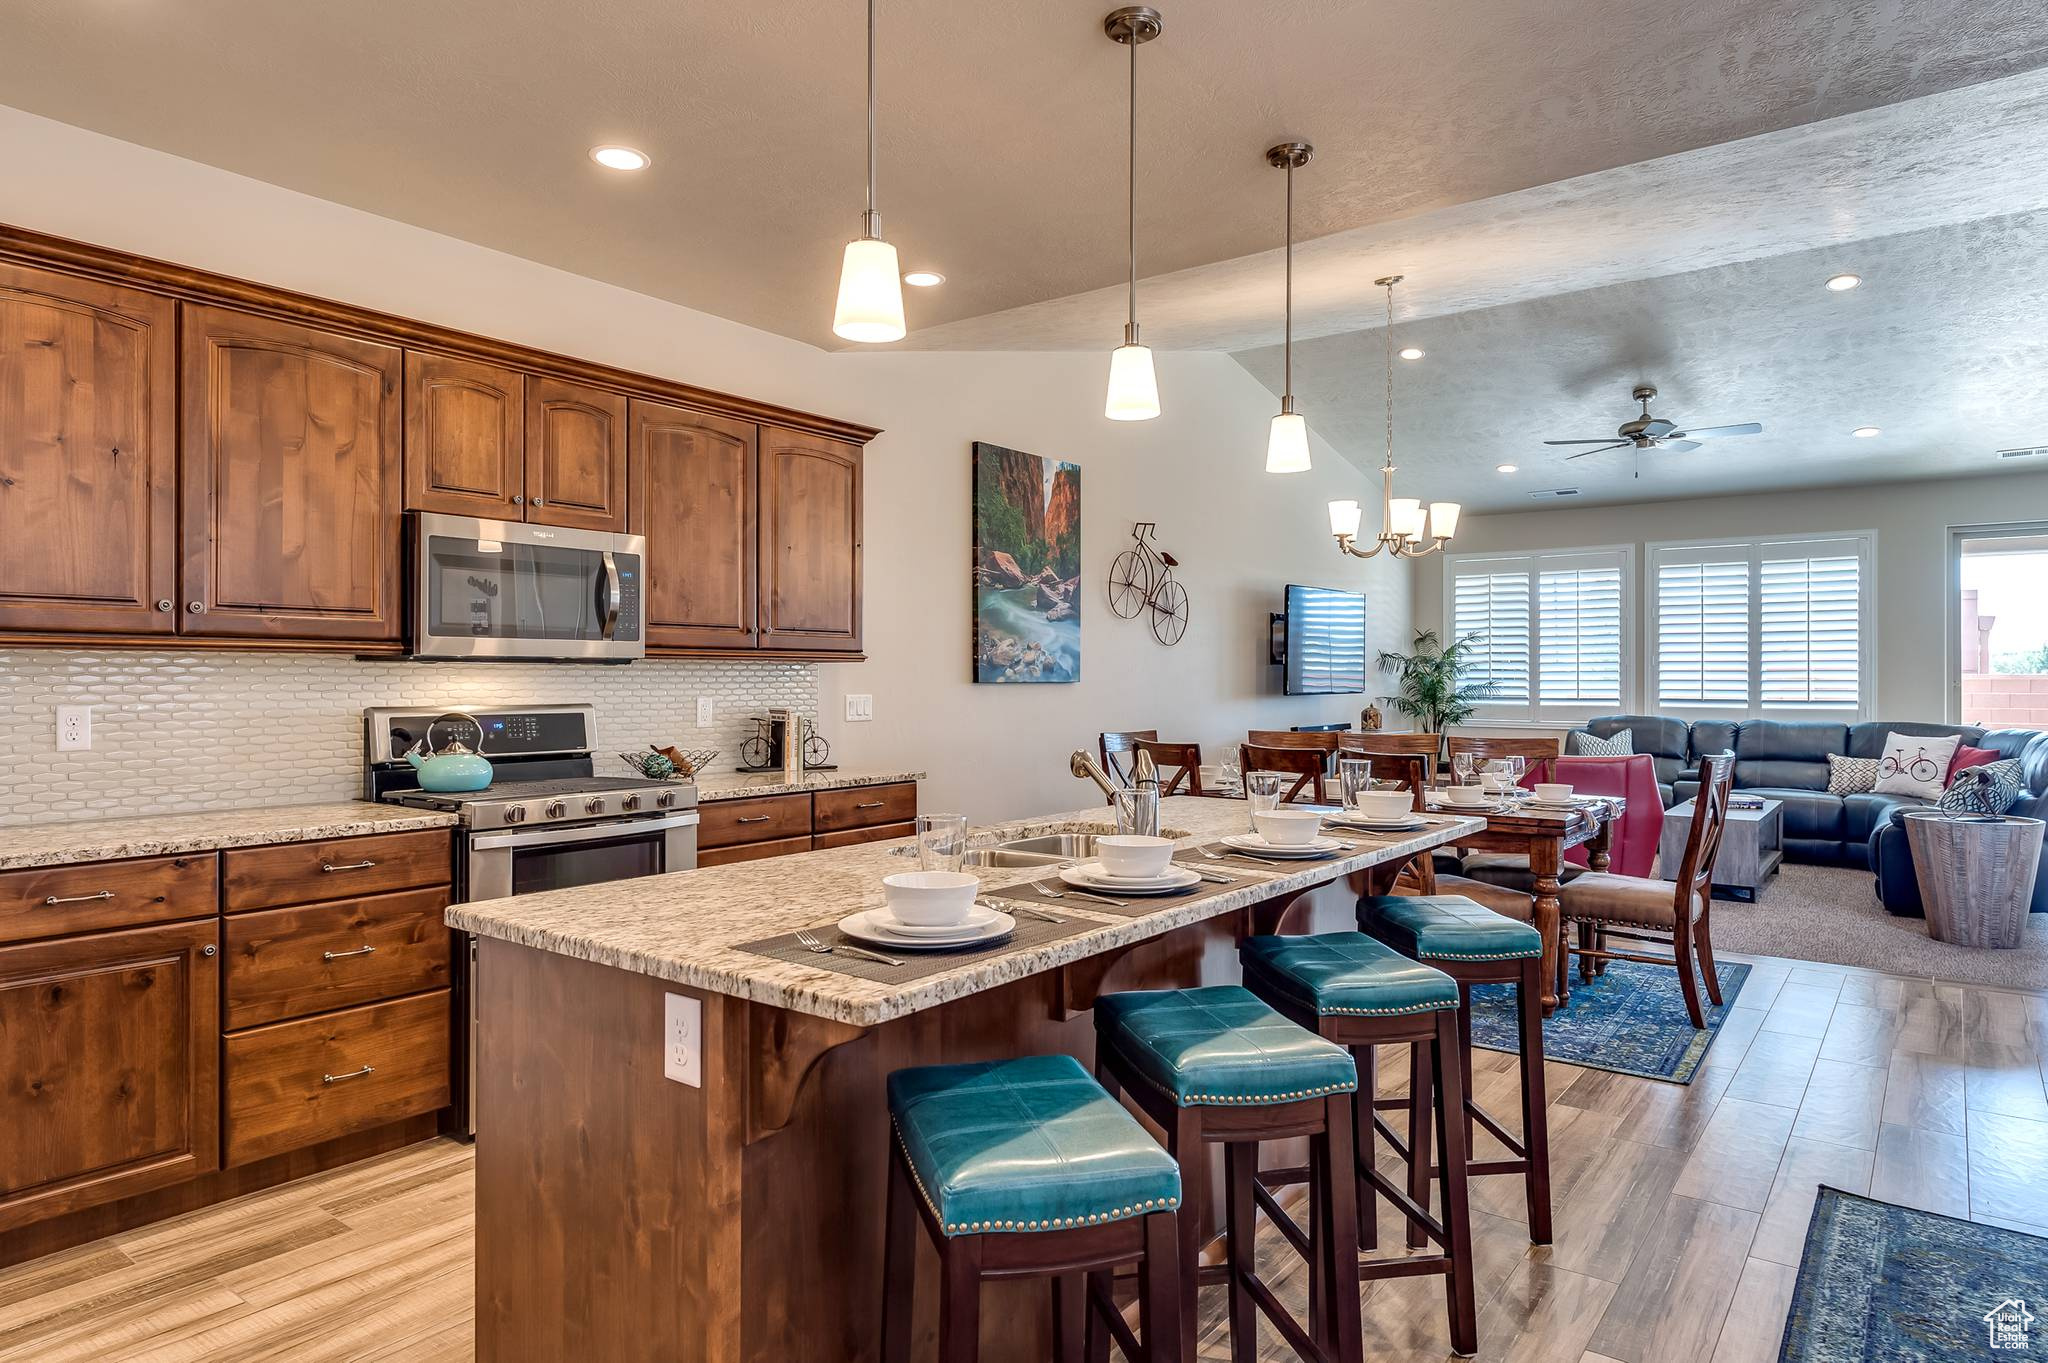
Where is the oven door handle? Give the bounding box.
[598,551,622,641]
[468,809,699,851]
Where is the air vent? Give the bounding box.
[1528,488,1582,500]
[1998,445,2048,460]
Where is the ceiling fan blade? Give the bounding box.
[1563,443,1629,460]
[1544,438,1628,446]
[1669,422,1762,439]
[1659,440,1702,453]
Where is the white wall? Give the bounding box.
[0,105,1410,825]
[1412,469,2048,728]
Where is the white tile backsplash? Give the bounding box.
[0,650,818,826]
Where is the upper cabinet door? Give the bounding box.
[630,402,758,650]
[759,427,863,653]
[0,264,176,634]
[179,305,404,641]
[404,352,524,519]
[524,377,627,532]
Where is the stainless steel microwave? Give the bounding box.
[410,513,646,661]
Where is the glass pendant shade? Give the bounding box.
[1428,501,1462,539]
[1328,499,1363,538]
[833,237,907,343]
[1265,411,1312,473]
[1389,497,1425,540]
[1104,343,1161,421]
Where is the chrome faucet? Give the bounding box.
[1069,750,1118,799]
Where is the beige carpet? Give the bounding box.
[1708,862,2048,991]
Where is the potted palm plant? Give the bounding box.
[1377,629,1493,764]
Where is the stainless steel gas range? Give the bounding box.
[363,703,699,1135]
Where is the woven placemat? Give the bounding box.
[735,910,1097,983]
[976,851,1279,920]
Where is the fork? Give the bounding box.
[794,928,902,967]
[987,899,1063,924]
[1036,883,1129,908]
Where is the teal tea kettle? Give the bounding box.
[405,712,494,793]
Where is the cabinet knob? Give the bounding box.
[155,599,173,612]
[512,494,525,505]
[186,601,206,614]
[531,496,546,507]
[202,944,217,958]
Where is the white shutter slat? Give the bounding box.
[1452,570,1531,704]
[1657,558,1750,705]
[1760,554,1860,707]
[1537,566,1623,706]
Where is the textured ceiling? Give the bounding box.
[0,0,2044,348]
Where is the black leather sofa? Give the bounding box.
[1571,714,2048,916]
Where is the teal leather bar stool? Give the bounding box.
[882,1053,1183,1363]
[1238,931,1479,1358]
[1357,894,1552,1247]
[1094,985,1362,1363]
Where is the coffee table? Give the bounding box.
[1660,797,1782,900]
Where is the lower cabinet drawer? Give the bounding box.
[698,835,813,868]
[698,794,812,849]
[223,829,453,911]
[813,782,917,833]
[0,853,217,945]
[224,887,453,1030]
[812,820,914,851]
[223,990,451,1168]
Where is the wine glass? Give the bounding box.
[1505,754,1528,798]
[1451,751,1476,790]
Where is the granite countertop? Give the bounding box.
[0,802,459,871]
[448,795,1482,1026]
[693,769,925,802]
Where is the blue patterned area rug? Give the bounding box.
[1781,1188,2048,1360]
[1467,957,1749,1083]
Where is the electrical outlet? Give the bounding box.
[663,992,701,1087]
[696,697,714,727]
[845,694,874,722]
[56,705,93,751]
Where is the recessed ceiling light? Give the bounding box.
[1825,273,1861,292]
[902,270,945,287]
[1399,347,1426,360]
[1852,426,1882,438]
[590,145,650,171]
[1496,463,1518,473]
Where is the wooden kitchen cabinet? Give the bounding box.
[758,427,863,653]
[178,305,404,642]
[630,401,758,649]
[403,351,525,519]
[0,918,220,1233]
[525,376,628,532]
[0,263,177,636]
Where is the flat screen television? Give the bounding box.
[1282,584,1367,695]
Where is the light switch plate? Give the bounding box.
[696,697,714,727]
[56,705,92,751]
[845,694,873,722]
[664,992,702,1087]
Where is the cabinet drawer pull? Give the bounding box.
[854,801,885,810]
[322,944,378,962]
[43,890,115,905]
[323,1065,376,1084]
[736,815,773,824]
[321,860,379,873]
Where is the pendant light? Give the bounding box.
[1103,7,1162,420]
[832,0,906,343]
[1263,141,1313,473]
[1329,276,1460,557]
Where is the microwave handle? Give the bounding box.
[599,551,622,641]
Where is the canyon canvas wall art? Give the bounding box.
[972,442,1080,684]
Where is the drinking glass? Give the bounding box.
[1113,785,1159,838]
[915,813,969,872]
[1244,772,1283,830]
[1338,757,1375,809]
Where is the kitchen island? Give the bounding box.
[450,795,1479,1363]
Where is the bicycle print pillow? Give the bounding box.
[1872,731,1962,801]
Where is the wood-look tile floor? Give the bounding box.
[3,949,2045,1362]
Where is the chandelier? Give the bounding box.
[1329,275,1459,558]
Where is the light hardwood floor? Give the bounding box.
[2,948,2045,1363]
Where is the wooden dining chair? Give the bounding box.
[1356,753,1432,813]
[1442,734,1560,772]
[1131,740,1204,796]
[1338,731,1439,784]
[1099,730,1159,786]
[1239,743,1328,804]
[1246,729,1342,757]
[1556,753,1735,1028]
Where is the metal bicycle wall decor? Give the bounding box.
[1106,522,1189,645]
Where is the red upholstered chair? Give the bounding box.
[1542,754,1661,879]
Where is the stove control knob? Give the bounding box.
[544,800,566,820]
[586,797,606,815]
[502,805,527,825]
[621,794,641,812]
[656,791,677,809]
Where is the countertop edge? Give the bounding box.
[693,769,926,802]
[0,803,461,871]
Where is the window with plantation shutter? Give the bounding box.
[1650,533,1873,718]
[1445,547,1630,721]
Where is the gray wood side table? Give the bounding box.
[1660,797,1783,901]
[1902,811,2045,949]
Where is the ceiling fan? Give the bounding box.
[1545,385,1762,460]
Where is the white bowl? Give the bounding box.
[1533,783,1574,804]
[1096,834,1175,879]
[881,871,980,927]
[1253,809,1324,847]
[1441,785,1488,807]
[1349,790,1414,822]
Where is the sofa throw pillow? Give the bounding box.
[1825,753,1880,795]
[1938,758,2024,815]
[1566,730,1633,758]
[1873,731,1962,800]
[1949,744,1998,779]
